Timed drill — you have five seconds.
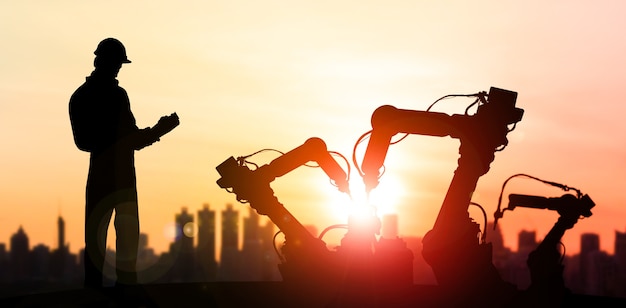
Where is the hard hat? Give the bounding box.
[94,38,131,64]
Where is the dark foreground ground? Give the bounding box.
[1,282,626,308]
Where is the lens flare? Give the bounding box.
[163,222,178,242]
[183,222,196,237]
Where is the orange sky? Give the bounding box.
[1,1,625,258]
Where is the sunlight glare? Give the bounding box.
[367,175,404,216]
[328,176,404,222]
[163,222,178,242]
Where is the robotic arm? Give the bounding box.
[498,191,595,306]
[356,87,523,304]
[215,137,351,282]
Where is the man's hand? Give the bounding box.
[152,112,180,139]
[133,113,179,150]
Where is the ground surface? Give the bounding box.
[2,282,625,307]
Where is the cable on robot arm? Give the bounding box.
[328,151,352,190]
[426,92,485,112]
[352,128,411,179]
[319,224,349,241]
[272,230,287,263]
[352,130,372,178]
[464,98,481,115]
[236,148,286,170]
[470,202,488,244]
[352,130,388,186]
[390,134,409,145]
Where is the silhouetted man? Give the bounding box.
[69,38,179,288]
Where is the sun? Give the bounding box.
[327,174,405,222]
[367,175,404,216]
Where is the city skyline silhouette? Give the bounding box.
[2,205,625,299]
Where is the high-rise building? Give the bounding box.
[615,230,626,296]
[517,230,537,255]
[176,207,194,254]
[0,244,8,282]
[31,244,51,280]
[375,213,414,288]
[243,208,260,242]
[138,233,148,253]
[58,216,66,251]
[241,208,263,280]
[136,233,158,283]
[172,207,195,281]
[579,233,602,294]
[381,214,398,239]
[219,204,240,280]
[581,233,600,253]
[259,220,280,281]
[507,230,538,289]
[580,233,600,281]
[51,215,71,281]
[10,226,29,281]
[197,204,217,281]
[137,233,155,267]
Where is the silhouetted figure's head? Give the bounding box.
[93,38,131,78]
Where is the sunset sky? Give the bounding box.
[1,1,625,259]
